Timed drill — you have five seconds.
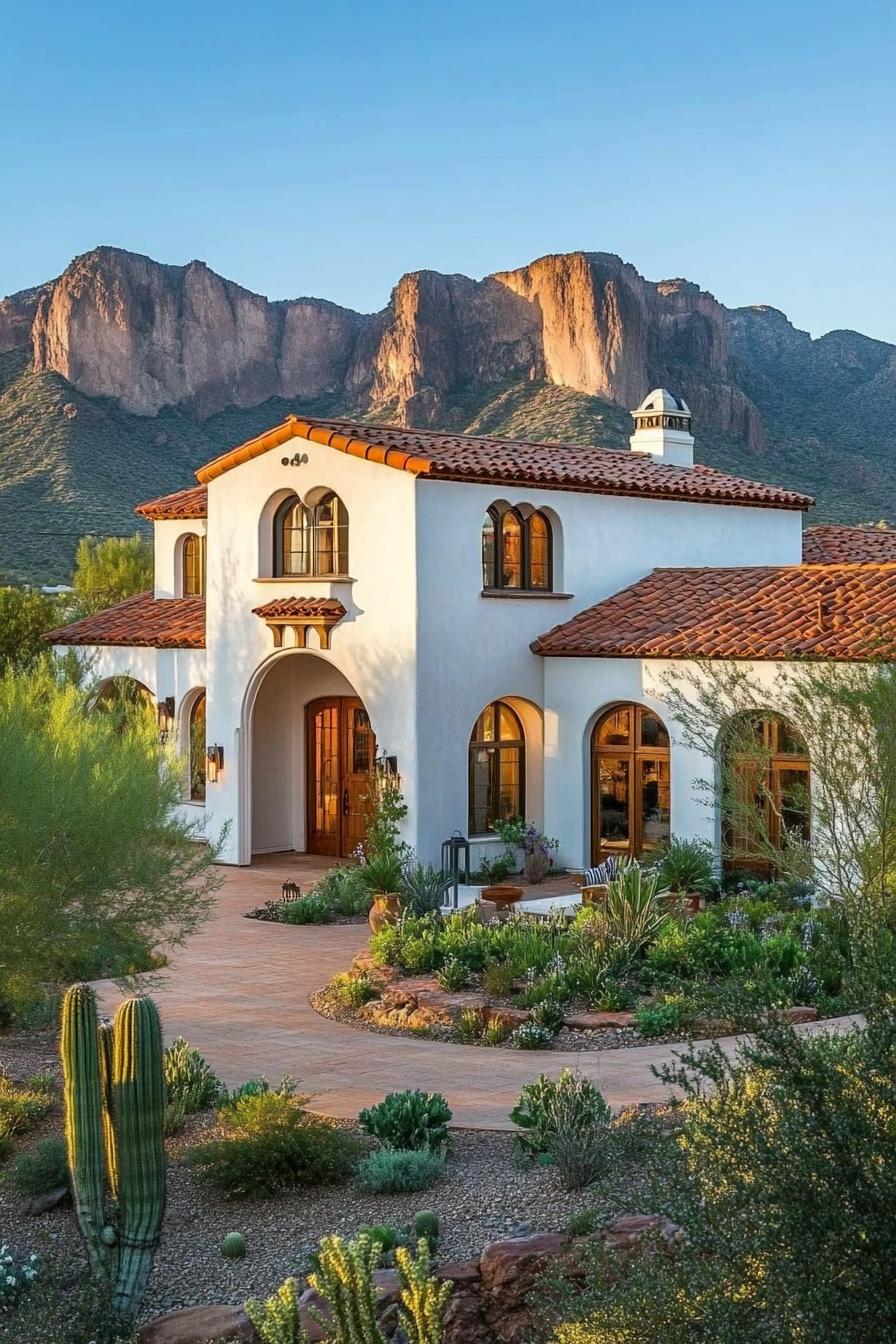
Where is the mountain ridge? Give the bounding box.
[1,245,894,584]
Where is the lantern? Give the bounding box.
[157,696,175,743]
[206,744,224,783]
[441,832,471,910]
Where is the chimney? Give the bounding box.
[629,389,694,468]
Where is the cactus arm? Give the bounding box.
[60,983,109,1274]
[110,996,167,1326]
[97,1019,118,1202]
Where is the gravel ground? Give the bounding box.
[0,1028,664,1336]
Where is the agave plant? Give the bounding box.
[589,861,669,962]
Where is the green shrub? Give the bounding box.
[452,1008,484,1043]
[651,836,714,895]
[514,973,571,1009]
[435,957,469,991]
[590,977,635,1012]
[481,1017,511,1046]
[309,864,371,916]
[395,1236,453,1344]
[482,963,515,996]
[645,920,692,976]
[511,1069,611,1159]
[358,850,405,897]
[411,1210,440,1248]
[509,1021,555,1049]
[12,1137,68,1197]
[0,1074,55,1142]
[188,1090,359,1197]
[164,1036,224,1114]
[327,972,376,1009]
[358,1089,452,1152]
[566,1208,600,1237]
[634,995,692,1038]
[355,1148,446,1194]
[400,864,450,916]
[282,894,331,925]
[530,999,567,1035]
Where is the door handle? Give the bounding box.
[343,788,349,816]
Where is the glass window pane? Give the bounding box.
[640,710,669,749]
[778,766,810,841]
[283,503,310,576]
[528,513,550,589]
[497,745,522,821]
[473,705,495,742]
[469,744,492,833]
[776,718,808,758]
[598,757,630,852]
[498,702,522,742]
[598,707,631,746]
[501,513,522,588]
[639,757,670,854]
[482,513,496,587]
[189,693,206,802]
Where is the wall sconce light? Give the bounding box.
[206,744,224,783]
[157,696,175,743]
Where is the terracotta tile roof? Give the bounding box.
[802,524,896,564]
[251,597,346,620]
[532,564,896,662]
[194,415,813,512]
[43,592,206,649]
[135,484,208,520]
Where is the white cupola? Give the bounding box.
[629,388,694,468]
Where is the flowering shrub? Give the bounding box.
[0,1243,39,1309]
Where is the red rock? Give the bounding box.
[600,1213,685,1256]
[138,1305,255,1344]
[482,1005,529,1031]
[437,1257,482,1285]
[563,1011,636,1030]
[480,1231,568,1341]
[414,989,488,1024]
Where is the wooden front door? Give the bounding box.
[306,697,376,857]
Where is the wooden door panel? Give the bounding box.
[307,697,376,857]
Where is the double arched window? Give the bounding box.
[468,700,525,834]
[591,704,671,863]
[274,492,349,577]
[482,506,552,591]
[181,534,204,597]
[721,713,810,876]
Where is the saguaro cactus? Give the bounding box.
[60,984,167,1327]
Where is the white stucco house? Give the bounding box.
[45,390,896,874]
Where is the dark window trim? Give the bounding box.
[482,505,554,593]
[467,699,526,835]
[590,703,671,864]
[273,492,349,578]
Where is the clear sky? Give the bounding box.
[2,0,894,340]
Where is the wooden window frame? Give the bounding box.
[274,492,349,578]
[723,714,811,876]
[181,533,205,598]
[482,506,553,593]
[591,704,671,864]
[468,700,526,835]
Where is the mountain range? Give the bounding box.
[1,246,894,583]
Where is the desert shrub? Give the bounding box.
[245,1275,306,1344]
[358,1089,452,1152]
[509,1021,555,1050]
[529,998,567,1035]
[309,864,371,916]
[282,894,332,925]
[590,977,636,1011]
[11,1137,68,1197]
[634,994,693,1038]
[0,1073,55,1143]
[482,963,515,996]
[566,1208,601,1237]
[481,1017,511,1046]
[327,971,376,1009]
[435,957,469,991]
[164,1036,224,1114]
[452,1007,484,1043]
[188,1089,359,1197]
[0,1243,40,1309]
[588,863,669,964]
[651,836,714,895]
[400,863,450,916]
[511,1069,611,1160]
[513,973,571,1009]
[355,1148,446,1194]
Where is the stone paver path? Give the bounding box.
[93,857,861,1130]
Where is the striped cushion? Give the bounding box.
[583,857,618,887]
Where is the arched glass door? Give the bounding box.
[591,704,671,863]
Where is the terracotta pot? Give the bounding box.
[368,893,402,933]
[481,884,524,907]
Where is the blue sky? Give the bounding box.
[1,0,894,339]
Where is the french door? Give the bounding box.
[306,697,376,856]
[591,704,671,864]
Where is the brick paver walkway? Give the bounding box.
[93,857,861,1130]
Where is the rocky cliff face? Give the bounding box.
[24,246,767,445]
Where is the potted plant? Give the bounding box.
[652,837,714,915]
[494,818,560,885]
[359,851,406,932]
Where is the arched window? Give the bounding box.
[181,533,204,597]
[591,704,670,863]
[722,713,810,876]
[189,692,207,803]
[274,492,349,577]
[468,700,525,834]
[481,507,553,591]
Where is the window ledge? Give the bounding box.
[480,588,573,600]
[254,575,356,584]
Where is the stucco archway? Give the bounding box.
[239,650,375,862]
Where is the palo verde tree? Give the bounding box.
[0,663,221,1016]
[70,534,153,617]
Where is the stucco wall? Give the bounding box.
[413,476,803,865]
[153,519,208,598]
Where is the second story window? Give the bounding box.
[274,492,349,577]
[181,533,205,597]
[482,506,552,592]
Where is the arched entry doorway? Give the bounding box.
[721,712,810,876]
[590,703,671,863]
[246,652,376,859]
